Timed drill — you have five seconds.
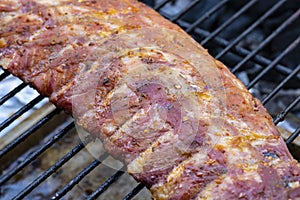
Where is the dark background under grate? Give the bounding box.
[0,0,299,199]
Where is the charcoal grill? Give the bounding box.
[0,0,299,199]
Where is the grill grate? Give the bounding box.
[0,0,299,199]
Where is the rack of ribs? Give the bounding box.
[0,0,299,199]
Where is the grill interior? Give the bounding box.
[0,0,299,199]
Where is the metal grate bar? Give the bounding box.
[0,82,27,106]
[0,95,44,132]
[86,168,125,200]
[201,0,258,46]
[216,0,286,60]
[170,0,202,22]
[0,122,74,185]
[154,0,171,10]
[122,183,145,200]
[262,65,300,105]
[247,35,300,89]
[51,153,109,200]
[186,0,229,33]
[0,70,10,82]
[12,135,92,200]
[177,19,300,80]
[286,127,300,145]
[274,95,300,125]
[0,108,61,158]
[231,7,300,73]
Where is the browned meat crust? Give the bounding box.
[1,0,299,199]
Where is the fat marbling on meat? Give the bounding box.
[0,0,300,199]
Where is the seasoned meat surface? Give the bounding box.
[1,0,299,199]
